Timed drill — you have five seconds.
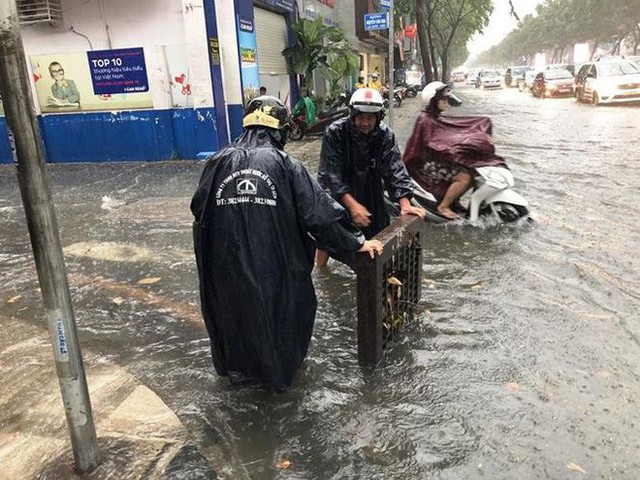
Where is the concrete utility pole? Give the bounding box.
[0,1,100,473]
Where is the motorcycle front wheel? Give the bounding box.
[492,202,529,223]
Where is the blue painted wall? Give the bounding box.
[227,104,244,141]
[0,118,11,164]
[0,108,218,163]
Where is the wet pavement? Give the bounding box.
[1,88,640,479]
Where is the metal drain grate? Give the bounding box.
[356,215,425,366]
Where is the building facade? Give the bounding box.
[0,0,390,164]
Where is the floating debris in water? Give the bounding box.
[101,195,127,210]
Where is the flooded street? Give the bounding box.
[1,87,639,479]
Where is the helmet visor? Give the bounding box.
[351,102,383,113]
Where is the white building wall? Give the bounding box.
[334,0,357,45]
[214,0,242,106]
[19,0,214,111]
[179,0,215,108]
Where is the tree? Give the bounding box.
[282,17,359,97]
[472,0,639,65]
[397,0,492,82]
[431,0,492,80]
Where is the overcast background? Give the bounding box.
[466,0,542,59]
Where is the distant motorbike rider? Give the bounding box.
[191,95,383,391]
[316,88,425,268]
[354,76,366,90]
[368,73,382,91]
[403,81,474,220]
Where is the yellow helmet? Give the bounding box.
[243,96,290,129]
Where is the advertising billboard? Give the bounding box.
[30,48,153,113]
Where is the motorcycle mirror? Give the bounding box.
[447,93,462,107]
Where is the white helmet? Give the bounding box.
[421,81,462,106]
[349,87,384,114]
[421,81,447,103]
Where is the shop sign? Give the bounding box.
[364,12,388,31]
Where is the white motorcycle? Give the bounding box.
[409,165,531,224]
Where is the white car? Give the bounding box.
[574,59,640,104]
[465,70,481,86]
[475,70,503,89]
[518,71,538,92]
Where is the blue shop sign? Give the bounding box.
[87,47,149,95]
[239,17,253,32]
[263,0,294,11]
[364,13,388,31]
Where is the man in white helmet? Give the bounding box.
[191,95,383,391]
[316,88,425,268]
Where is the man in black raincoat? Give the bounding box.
[316,88,425,268]
[191,96,383,392]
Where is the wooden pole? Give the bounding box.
[0,2,100,473]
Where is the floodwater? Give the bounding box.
[1,87,639,479]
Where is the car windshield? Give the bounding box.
[597,61,640,76]
[545,70,573,80]
[513,67,531,75]
[483,71,500,77]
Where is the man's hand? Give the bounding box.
[359,239,383,258]
[348,203,372,228]
[341,194,372,228]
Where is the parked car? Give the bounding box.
[451,70,466,83]
[531,69,575,98]
[546,63,575,75]
[518,70,537,92]
[505,65,533,87]
[465,69,481,86]
[574,58,640,104]
[475,70,503,89]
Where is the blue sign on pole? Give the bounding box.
[380,0,391,9]
[87,47,149,95]
[364,12,388,31]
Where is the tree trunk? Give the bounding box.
[589,40,599,60]
[440,50,449,82]
[416,0,434,83]
[428,28,439,80]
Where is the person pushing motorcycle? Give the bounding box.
[316,88,425,269]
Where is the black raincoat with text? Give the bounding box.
[191,128,364,390]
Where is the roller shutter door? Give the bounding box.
[254,8,288,75]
